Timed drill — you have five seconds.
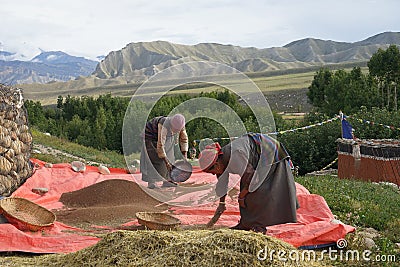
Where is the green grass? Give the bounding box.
[23,65,369,105]
[32,152,78,164]
[31,128,129,168]
[296,176,400,237]
[296,175,400,266]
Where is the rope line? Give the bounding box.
[192,115,340,145]
[190,114,400,173]
[350,117,400,131]
[321,157,338,171]
[192,115,400,147]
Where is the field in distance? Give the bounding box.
[20,63,367,113]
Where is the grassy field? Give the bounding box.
[22,65,368,109]
[23,72,314,105]
[296,176,400,266]
[31,128,128,168]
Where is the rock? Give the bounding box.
[32,187,48,196]
[363,237,376,250]
[127,166,138,174]
[44,162,53,168]
[359,228,380,239]
[132,159,140,168]
[98,165,111,175]
[71,161,86,172]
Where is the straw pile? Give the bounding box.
[0,84,34,196]
[33,229,327,267]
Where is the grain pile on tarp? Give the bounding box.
[30,229,327,267]
[56,179,166,227]
[0,84,34,196]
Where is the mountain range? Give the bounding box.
[94,31,400,82]
[0,51,98,84]
[3,31,400,88]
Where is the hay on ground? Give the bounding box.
[27,229,327,267]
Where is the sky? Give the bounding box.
[1,0,399,60]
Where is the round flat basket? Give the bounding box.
[0,197,56,231]
[170,160,192,183]
[136,212,181,230]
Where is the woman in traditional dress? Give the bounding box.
[198,133,299,233]
[140,114,188,189]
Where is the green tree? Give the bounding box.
[307,68,333,111]
[307,67,380,116]
[24,100,46,126]
[368,45,400,110]
[343,67,380,114]
[279,112,341,175]
[93,106,107,149]
[65,115,84,141]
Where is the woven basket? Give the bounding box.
[136,212,181,230]
[170,160,192,183]
[0,197,56,231]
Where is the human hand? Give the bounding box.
[206,202,226,227]
[238,189,248,209]
[238,197,246,208]
[164,159,172,172]
[216,202,226,214]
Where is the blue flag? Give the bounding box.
[340,112,353,139]
[341,120,353,139]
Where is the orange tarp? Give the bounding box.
[0,159,354,253]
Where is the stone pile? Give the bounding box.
[0,84,34,196]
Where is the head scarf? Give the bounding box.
[170,114,186,132]
[198,143,223,171]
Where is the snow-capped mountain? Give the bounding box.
[30,51,94,64]
[0,50,98,85]
[0,50,16,60]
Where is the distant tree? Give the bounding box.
[24,100,46,126]
[279,112,341,175]
[368,45,400,110]
[56,96,63,109]
[324,69,347,115]
[93,106,107,149]
[343,67,380,114]
[307,67,379,116]
[307,68,333,112]
[65,115,84,141]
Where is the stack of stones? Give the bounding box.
[0,84,34,196]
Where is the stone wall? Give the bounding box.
[337,138,400,186]
[0,84,34,196]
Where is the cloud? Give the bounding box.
[0,0,399,59]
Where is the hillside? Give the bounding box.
[94,32,400,81]
[18,31,400,104]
